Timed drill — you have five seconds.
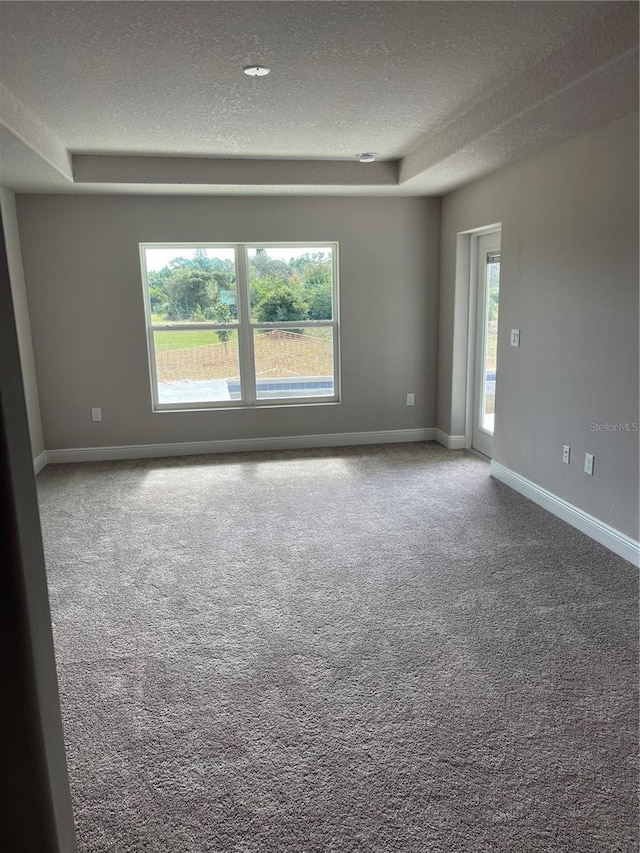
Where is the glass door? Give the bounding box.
[472,231,501,458]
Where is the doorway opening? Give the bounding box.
[471,231,501,457]
[458,226,502,459]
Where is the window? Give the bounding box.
[140,243,339,410]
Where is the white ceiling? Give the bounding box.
[0,1,637,196]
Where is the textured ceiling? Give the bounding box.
[0,1,637,195]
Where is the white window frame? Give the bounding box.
[140,242,341,412]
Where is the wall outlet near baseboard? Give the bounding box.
[562,445,570,464]
[91,407,102,422]
[584,452,594,475]
[406,393,415,406]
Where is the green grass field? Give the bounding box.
[152,327,330,352]
[153,329,238,351]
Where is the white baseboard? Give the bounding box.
[45,428,436,465]
[434,429,467,450]
[490,460,640,567]
[33,451,48,474]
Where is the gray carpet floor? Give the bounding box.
[37,443,638,853]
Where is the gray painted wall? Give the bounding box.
[0,187,45,459]
[16,195,440,449]
[438,112,639,539]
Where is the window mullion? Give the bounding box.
[235,244,256,404]
[151,323,236,332]
[251,321,332,330]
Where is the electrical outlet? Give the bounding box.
[91,407,102,422]
[584,453,594,475]
[562,445,570,464]
[510,329,520,347]
[406,393,415,406]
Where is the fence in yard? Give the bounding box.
[156,329,333,383]
[156,338,239,382]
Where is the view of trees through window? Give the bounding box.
[248,248,333,323]
[147,246,237,333]
[141,244,337,408]
[147,246,333,328]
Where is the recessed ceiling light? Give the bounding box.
[243,65,271,77]
[358,153,376,163]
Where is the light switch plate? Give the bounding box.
[584,453,594,475]
[510,329,520,347]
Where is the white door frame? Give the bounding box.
[471,231,501,457]
[462,224,502,453]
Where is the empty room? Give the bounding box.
[1,2,638,852]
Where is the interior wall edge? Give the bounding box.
[0,186,45,458]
